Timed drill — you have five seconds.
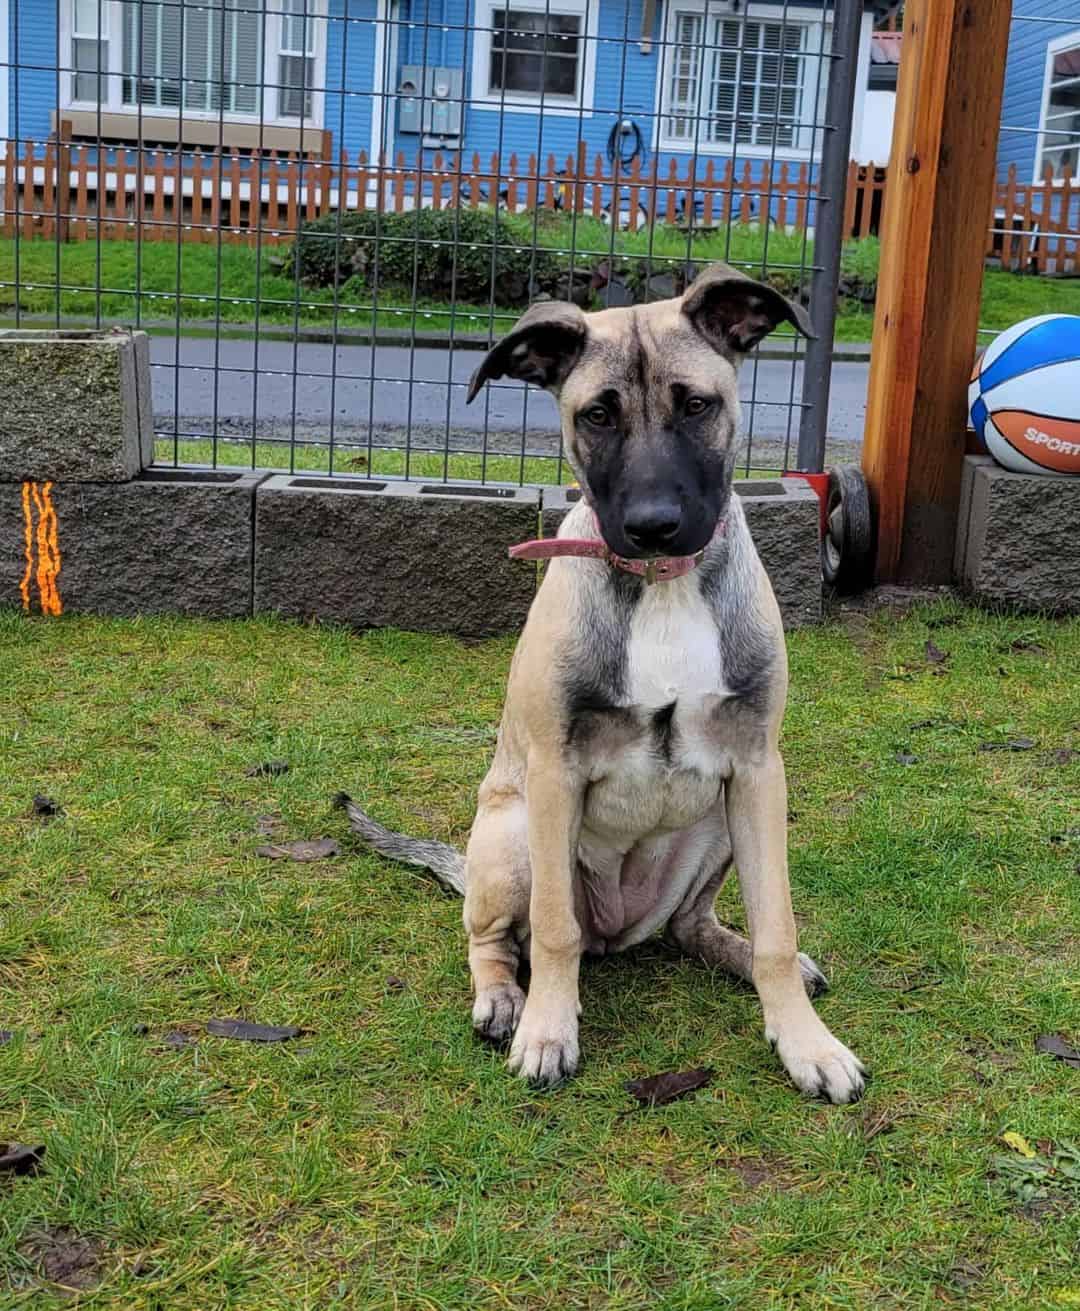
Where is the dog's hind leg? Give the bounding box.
[666,862,827,998]
[463,784,531,1046]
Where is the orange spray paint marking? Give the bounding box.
[19,482,34,611]
[20,481,63,616]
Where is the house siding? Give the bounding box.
[998,1,1080,181]
[9,0,55,141]
[392,0,843,180]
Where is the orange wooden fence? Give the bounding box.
[1,140,1076,272]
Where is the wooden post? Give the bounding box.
[860,0,1011,583]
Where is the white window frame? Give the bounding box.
[654,1,832,160]
[1033,28,1080,185]
[470,0,599,118]
[59,0,327,130]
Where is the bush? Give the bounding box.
[282,207,565,306]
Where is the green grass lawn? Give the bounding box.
[153,438,574,487]
[4,229,1076,342]
[1,600,1078,1308]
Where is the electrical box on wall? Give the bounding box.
[397,65,463,144]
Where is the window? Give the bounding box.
[278,0,317,119]
[71,0,109,104]
[121,0,261,114]
[471,0,597,115]
[661,7,826,155]
[1036,35,1080,180]
[65,0,324,125]
[489,9,581,100]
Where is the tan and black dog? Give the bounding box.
[338,263,867,1103]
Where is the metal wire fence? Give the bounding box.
[0,0,872,485]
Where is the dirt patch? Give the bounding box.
[727,1156,785,1192]
[18,1227,104,1293]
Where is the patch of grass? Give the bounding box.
[1,602,1079,1307]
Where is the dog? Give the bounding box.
[337,263,867,1103]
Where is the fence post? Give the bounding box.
[57,119,72,242]
[795,0,863,474]
[860,0,1011,583]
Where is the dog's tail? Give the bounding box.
[334,792,466,896]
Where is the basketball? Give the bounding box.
[968,314,1080,476]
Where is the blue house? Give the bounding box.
[1,0,887,176]
[1,1,1075,203]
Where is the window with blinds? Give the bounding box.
[665,13,817,152]
[120,0,262,115]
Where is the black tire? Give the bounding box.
[821,464,874,592]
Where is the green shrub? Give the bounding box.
[283,207,565,306]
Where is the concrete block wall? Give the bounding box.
[2,328,827,634]
[954,455,1080,616]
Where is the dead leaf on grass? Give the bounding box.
[978,737,1036,752]
[925,639,950,665]
[1048,749,1078,765]
[0,1143,46,1175]
[1002,1131,1037,1158]
[246,760,290,777]
[385,976,408,993]
[1007,638,1047,656]
[1035,1034,1080,1068]
[206,1018,306,1042]
[31,794,63,820]
[163,1031,193,1048]
[0,1030,12,1044]
[255,814,284,837]
[625,1067,713,1107]
[1049,829,1080,846]
[256,838,340,862]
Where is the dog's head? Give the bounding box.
[467,263,814,559]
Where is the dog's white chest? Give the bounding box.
[625,578,725,707]
[582,578,729,845]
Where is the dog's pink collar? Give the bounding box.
[509,513,725,585]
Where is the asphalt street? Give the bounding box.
[148,335,868,457]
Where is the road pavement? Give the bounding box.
[148,335,868,460]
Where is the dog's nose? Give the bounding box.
[623,501,682,553]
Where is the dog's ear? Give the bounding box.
[466,301,587,403]
[681,262,816,356]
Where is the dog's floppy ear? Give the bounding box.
[466,301,587,403]
[681,262,816,356]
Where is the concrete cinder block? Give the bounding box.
[741,479,822,627]
[254,476,541,638]
[0,328,154,482]
[954,454,1080,615]
[539,479,822,628]
[3,467,264,619]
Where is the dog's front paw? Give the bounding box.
[472,982,525,1046]
[768,1017,866,1104]
[507,1003,579,1087]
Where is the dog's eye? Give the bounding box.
[685,396,711,416]
[584,406,611,427]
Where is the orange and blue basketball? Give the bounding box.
[968,314,1080,476]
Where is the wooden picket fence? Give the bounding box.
[1,138,1076,272]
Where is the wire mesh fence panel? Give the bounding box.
[1,0,880,484]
